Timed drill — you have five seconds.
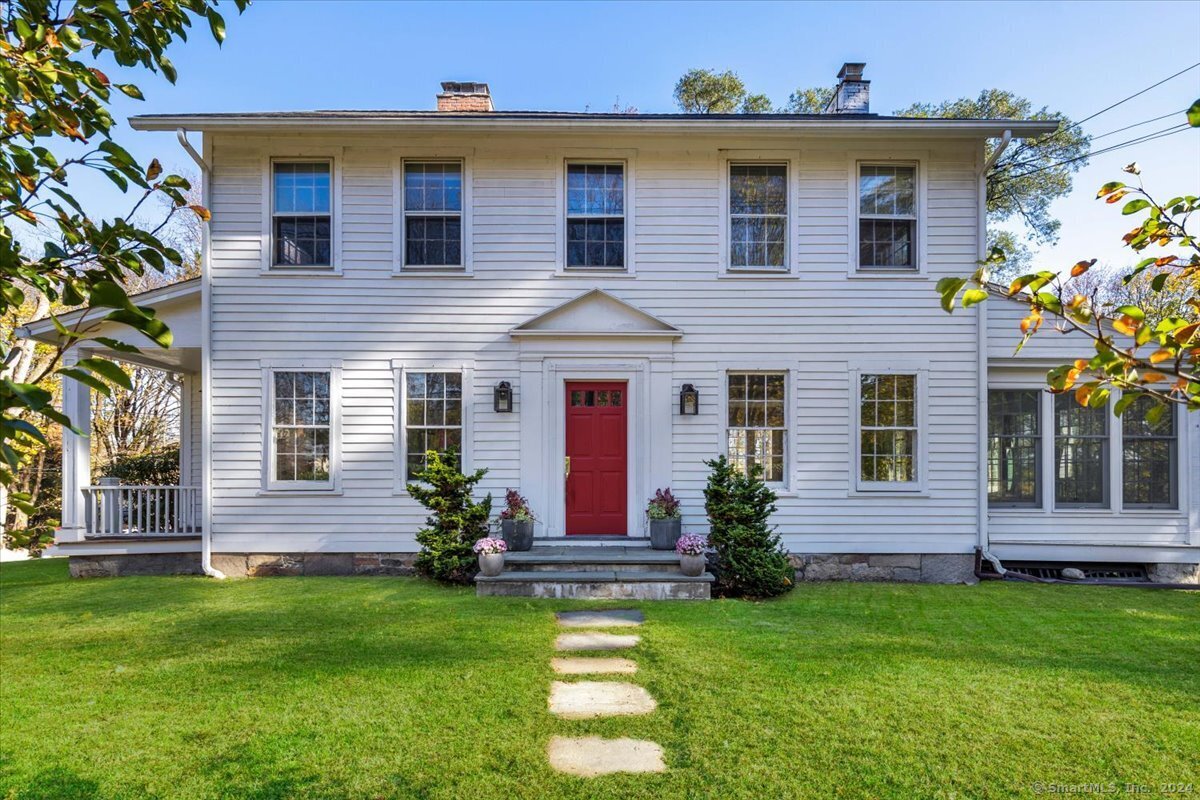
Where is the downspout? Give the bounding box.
[177,128,225,579]
[975,130,1012,580]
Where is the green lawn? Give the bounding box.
[1,559,1197,799]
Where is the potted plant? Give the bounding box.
[646,488,682,550]
[498,489,535,551]
[675,533,708,577]
[473,536,507,577]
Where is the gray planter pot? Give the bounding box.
[679,553,706,577]
[649,518,682,550]
[478,552,504,577]
[500,519,534,551]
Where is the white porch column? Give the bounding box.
[58,349,92,543]
[648,358,674,496]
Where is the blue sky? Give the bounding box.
[77,0,1200,271]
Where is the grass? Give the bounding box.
[1,560,1197,799]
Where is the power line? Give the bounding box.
[1000,124,1192,182]
[1065,62,1199,131]
[1089,108,1188,141]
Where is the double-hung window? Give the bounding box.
[403,161,463,268]
[726,372,786,483]
[403,371,464,480]
[858,163,917,270]
[565,163,625,269]
[987,390,1040,506]
[1054,395,1109,508]
[1122,396,1177,508]
[272,161,332,268]
[858,373,919,487]
[270,371,333,486]
[729,164,787,270]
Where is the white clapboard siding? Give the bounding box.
[204,131,1195,557]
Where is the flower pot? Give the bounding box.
[478,552,505,577]
[679,553,706,577]
[500,519,534,551]
[649,518,681,550]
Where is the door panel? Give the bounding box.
[565,381,628,535]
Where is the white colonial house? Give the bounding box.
[24,65,1199,595]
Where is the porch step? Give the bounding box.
[475,569,713,600]
[506,547,682,574]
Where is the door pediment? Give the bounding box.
[510,289,682,339]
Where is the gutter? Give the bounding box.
[177,128,224,580]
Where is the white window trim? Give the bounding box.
[847,151,928,278]
[393,359,475,494]
[718,364,794,492]
[259,360,343,494]
[553,149,637,277]
[850,362,929,494]
[261,150,343,275]
[393,152,474,276]
[718,151,800,277]
[986,377,1189,518]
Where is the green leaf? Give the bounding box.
[206,9,226,43]
[1121,199,1151,215]
[77,357,133,390]
[1116,305,1145,321]
[1113,392,1141,416]
[103,310,173,348]
[93,336,142,354]
[57,367,113,396]
[89,281,133,310]
[1145,403,1166,426]
[935,277,967,312]
[5,418,46,445]
[115,83,143,100]
[962,289,989,308]
[1188,98,1200,128]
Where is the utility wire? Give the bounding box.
[1062,62,1199,132]
[1089,108,1188,141]
[1000,124,1192,182]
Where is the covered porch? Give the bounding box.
[20,279,205,549]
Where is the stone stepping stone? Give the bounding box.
[554,632,639,652]
[547,736,665,776]
[556,609,644,628]
[549,680,656,719]
[552,657,637,675]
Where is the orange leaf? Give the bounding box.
[189,204,212,222]
[1112,316,1138,336]
[1142,371,1166,383]
[1070,259,1095,277]
[1105,191,1128,204]
[1149,348,1173,364]
[1074,385,1092,405]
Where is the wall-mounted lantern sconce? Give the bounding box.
[494,381,513,413]
[679,383,699,416]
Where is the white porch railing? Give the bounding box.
[82,485,201,537]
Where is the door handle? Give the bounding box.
[564,456,571,478]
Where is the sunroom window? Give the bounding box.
[1122,396,1177,509]
[1054,395,1109,508]
[988,389,1041,506]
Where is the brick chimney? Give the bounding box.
[824,63,869,114]
[436,81,493,112]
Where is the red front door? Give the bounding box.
[565,381,628,535]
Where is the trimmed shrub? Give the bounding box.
[103,446,181,486]
[406,450,492,584]
[703,455,793,598]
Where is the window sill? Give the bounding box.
[257,488,343,497]
[262,266,342,277]
[847,269,927,281]
[718,270,798,280]
[393,269,472,278]
[848,488,930,498]
[553,268,633,278]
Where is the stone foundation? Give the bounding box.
[69,553,203,578]
[787,553,977,584]
[69,552,418,578]
[1147,563,1200,585]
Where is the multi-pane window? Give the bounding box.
[566,163,624,269]
[404,162,463,267]
[1122,396,1177,508]
[273,162,332,268]
[1054,395,1109,507]
[272,371,332,483]
[988,390,1040,506]
[858,164,917,269]
[404,371,463,480]
[859,374,918,484]
[727,372,786,483]
[729,164,787,269]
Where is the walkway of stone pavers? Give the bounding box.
[545,609,666,777]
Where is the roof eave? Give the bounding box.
[129,116,1058,138]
